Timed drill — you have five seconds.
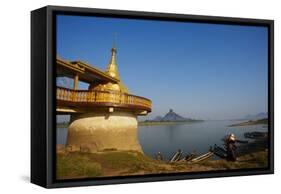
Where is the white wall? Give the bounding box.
[0,0,279,193]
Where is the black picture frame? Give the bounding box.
[31,5,274,188]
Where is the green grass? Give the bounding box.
[57,153,102,179]
[201,151,268,169]
[97,151,166,174]
[101,151,146,168]
[56,151,168,179]
[56,150,268,179]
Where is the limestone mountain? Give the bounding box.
[153,109,193,122]
[153,116,163,121]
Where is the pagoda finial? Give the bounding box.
[106,46,120,80]
[113,32,117,48]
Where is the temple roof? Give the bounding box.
[57,47,129,93]
[56,58,119,83]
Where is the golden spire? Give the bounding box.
[106,47,120,80]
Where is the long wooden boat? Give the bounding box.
[169,150,183,162]
[187,151,214,163]
[213,144,227,159]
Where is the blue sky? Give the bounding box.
[57,15,268,120]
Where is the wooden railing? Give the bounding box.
[56,87,151,111]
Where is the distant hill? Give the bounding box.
[161,109,186,121]
[139,109,202,126]
[243,112,268,120]
[152,109,197,122]
[153,116,163,122]
[229,118,268,127]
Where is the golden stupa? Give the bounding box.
[88,47,129,93]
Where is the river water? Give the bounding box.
[57,120,268,160]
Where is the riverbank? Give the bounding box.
[228,118,268,127]
[138,120,203,126]
[56,148,268,180]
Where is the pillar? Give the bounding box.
[73,74,79,90]
[66,111,143,153]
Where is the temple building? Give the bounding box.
[56,47,152,153]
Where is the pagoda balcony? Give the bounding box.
[56,86,152,114]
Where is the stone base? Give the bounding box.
[66,111,143,153]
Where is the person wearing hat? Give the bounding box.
[224,133,237,161]
[155,151,163,161]
[224,133,247,161]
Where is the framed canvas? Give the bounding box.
[31,5,274,188]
